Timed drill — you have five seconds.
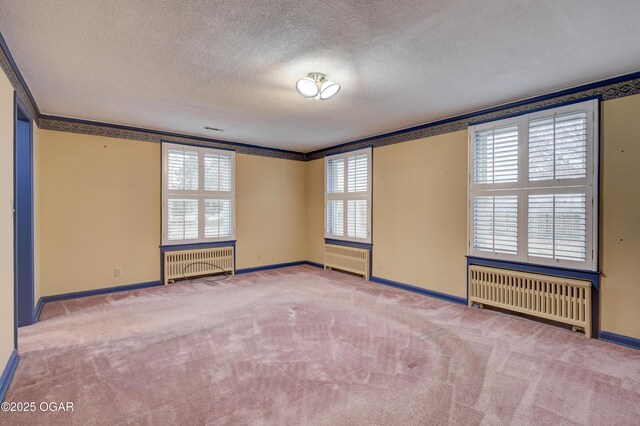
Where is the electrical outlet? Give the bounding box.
[257,253,262,260]
[378,261,383,270]
[114,267,122,277]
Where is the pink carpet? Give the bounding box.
[2,265,639,425]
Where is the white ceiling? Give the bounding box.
[1,1,640,152]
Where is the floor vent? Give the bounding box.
[164,246,234,285]
[468,265,592,337]
[324,244,370,281]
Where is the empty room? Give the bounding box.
[1,1,639,424]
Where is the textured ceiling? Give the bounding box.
[1,1,640,152]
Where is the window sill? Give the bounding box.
[161,241,236,251]
[325,238,373,250]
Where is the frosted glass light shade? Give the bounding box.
[296,78,319,98]
[320,80,340,99]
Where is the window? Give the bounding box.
[162,143,235,245]
[325,148,372,243]
[468,99,598,270]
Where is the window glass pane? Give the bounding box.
[205,199,232,238]
[167,199,198,240]
[347,199,368,239]
[167,148,199,190]
[473,195,518,254]
[326,200,344,237]
[529,111,587,181]
[326,158,344,193]
[347,154,368,192]
[527,194,554,258]
[204,152,232,192]
[474,125,518,184]
[528,193,587,262]
[555,193,587,261]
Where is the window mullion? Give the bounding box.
[519,116,528,263]
[344,156,350,237]
[198,149,205,240]
[552,113,557,180]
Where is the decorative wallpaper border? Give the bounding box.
[38,116,307,161]
[2,30,640,162]
[305,72,640,160]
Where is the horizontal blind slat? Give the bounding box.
[474,124,519,184]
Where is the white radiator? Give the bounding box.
[324,244,370,281]
[164,246,234,285]
[468,265,592,337]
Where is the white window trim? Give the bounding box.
[324,147,372,244]
[467,99,599,271]
[162,142,236,246]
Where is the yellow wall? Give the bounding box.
[305,133,468,296]
[235,154,307,269]
[372,131,468,297]
[0,68,15,372]
[25,92,640,342]
[305,97,640,339]
[305,159,324,265]
[37,132,309,295]
[600,94,640,339]
[39,130,161,296]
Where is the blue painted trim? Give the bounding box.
[306,71,640,158]
[0,32,41,116]
[595,100,602,272]
[0,349,19,402]
[468,95,602,126]
[236,261,309,275]
[598,331,640,350]
[37,280,162,306]
[161,139,236,153]
[14,93,35,329]
[323,144,375,157]
[306,261,324,269]
[34,297,44,323]
[39,114,305,156]
[371,276,467,305]
[160,241,236,251]
[324,238,373,250]
[12,93,17,349]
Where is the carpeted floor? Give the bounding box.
[2,265,640,425]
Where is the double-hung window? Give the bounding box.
[162,143,235,245]
[325,147,372,243]
[468,99,598,271]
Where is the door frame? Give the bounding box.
[13,92,34,341]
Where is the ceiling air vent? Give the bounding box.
[203,126,224,132]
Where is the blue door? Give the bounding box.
[15,102,34,327]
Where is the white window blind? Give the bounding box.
[529,111,588,181]
[163,143,235,245]
[528,193,588,262]
[473,195,518,255]
[474,124,519,184]
[468,99,598,270]
[325,148,372,243]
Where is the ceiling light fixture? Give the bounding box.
[296,72,340,100]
